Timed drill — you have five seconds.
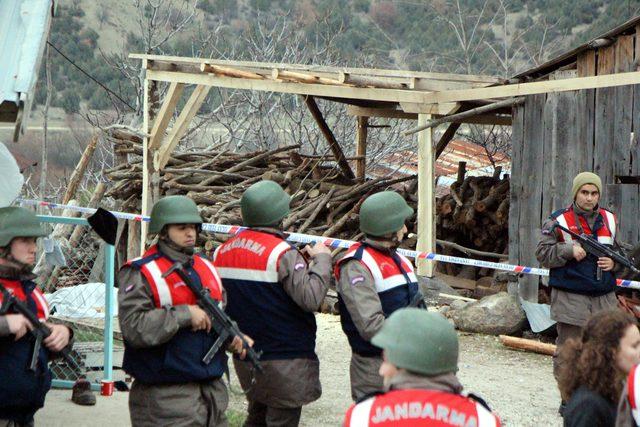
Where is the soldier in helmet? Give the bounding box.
[213,180,333,426]
[336,191,420,401]
[0,207,73,425]
[343,308,501,427]
[118,195,251,427]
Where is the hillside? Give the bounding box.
[39,0,640,113]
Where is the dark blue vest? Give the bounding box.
[0,280,52,424]
[223,277,318,361]
[121,253,227,384]
[548,209,617,296]
[338,245,419,357]
[215,231,317,361]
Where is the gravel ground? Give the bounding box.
[37,313,561,426]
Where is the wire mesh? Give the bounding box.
[35,220,118,385]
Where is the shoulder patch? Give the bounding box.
[351,276,365,285]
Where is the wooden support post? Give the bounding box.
[62,133,99,204]
[355,116,368,181]
[416,113,435,277]
[140,64,152,255]
[155,85,211,170]
[302,95,355,180]
[435,122,461,159]
[148,82,185,150]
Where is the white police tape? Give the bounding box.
[19,198,640,290]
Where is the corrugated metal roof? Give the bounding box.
[0,0,53,140]
[371,139,509,177]
[369,139,510,196]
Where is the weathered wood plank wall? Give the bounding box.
[511,31,640,302]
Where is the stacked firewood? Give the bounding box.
[106,137,415,244]
[433,165,510,280]
[106,136,510,282]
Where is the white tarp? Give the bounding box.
[0,142,24,207]
[45,282,117,319]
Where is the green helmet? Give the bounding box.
[0,207,48,247]
[372,308,459,376]
[148,196,202,234]
[241,180,291,227]
[359,191,413,236]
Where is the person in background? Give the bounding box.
[0,207,73,426]
[343,308,501,427]
[213,180,333,427]
[536,172,620,412]
[118,196,250,427]
[335,191,421,401]
[559,309,640,427]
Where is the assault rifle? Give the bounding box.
[0,283,74,371]
[552,223,640,276]
[162,262,263,373]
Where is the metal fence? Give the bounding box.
[36,215,116,390]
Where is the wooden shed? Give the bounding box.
[510,16,640,301]
[129,17,640,290]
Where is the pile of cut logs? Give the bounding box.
[433,163,510,281]
[106,137,415,244]
[106,135,510,289]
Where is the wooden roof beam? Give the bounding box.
[154,85,210,170]
[346,106,511,125]
[132,53,500,84]
[148,82,185,150]
[404,97,524,135]
[435,123,461,159]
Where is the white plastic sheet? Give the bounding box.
[0,142,24,207]
[45,282,118,319]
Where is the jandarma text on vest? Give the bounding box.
[370,402,478,427]
[218,237,266,256]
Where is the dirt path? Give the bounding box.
[228,313,561,426]
[38,313,560,426]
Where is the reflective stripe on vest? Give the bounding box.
[555,207,616,246]
[628,364,640,425]
[214,231,291,284]
[345,389,500,427]
[338,243,418,292]
[134,246,223,308]
[0,279,49,320]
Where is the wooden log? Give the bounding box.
[298,188,335,233]
[201,63,264,79]
[338,72,408,89]
[355,116,368,181]
[404,97,524,136]
[62,134,99,204]
[499,335,556,356]
[273,69,345,86]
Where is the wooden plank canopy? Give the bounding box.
[132,51,640,282]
